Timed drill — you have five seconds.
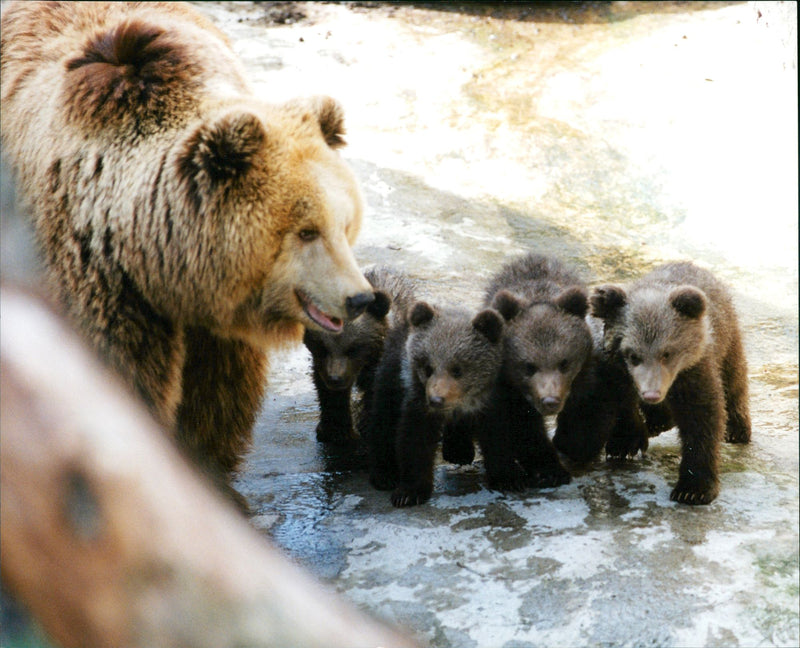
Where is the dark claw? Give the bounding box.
[670,483,716,505]
[391,486,430,508]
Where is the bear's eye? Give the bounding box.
[298,228,320,242]
[420,363,433,378]
[450,364,463,379]
[558,359,570,373]
[626,352,642,367]
[524,362,537,377]
[661,351,671,362]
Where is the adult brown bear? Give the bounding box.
[1,1,373,503]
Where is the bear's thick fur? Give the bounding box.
[303,266,415,445]
[366,301,523,507]
[0,1,373,499]
[590,261,751,504]
[484,253,592,487]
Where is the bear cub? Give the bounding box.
[367,301,522,507]
[484,253,593,487]
[303,267,415,445]
[591,261,751,504]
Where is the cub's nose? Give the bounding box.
[325,375,348,390]
[428,395,445,409]
[540,396,561,414]
[346,292,375,320]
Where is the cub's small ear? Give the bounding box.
[409,302,435,328]
[472,309,504,344]
[491,290,523,322]
[180,111,265,186]
[556,287,588,318]
[590,285,627,320]
[366,290,391,319]
[670,286,706,319]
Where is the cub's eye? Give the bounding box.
[626,352,642,367]
[450,365,463,379]
[420,363,433,378]
[298,228,320,242]
[661,351,671,362]
[524,362,537,377]
[558,359,570,373]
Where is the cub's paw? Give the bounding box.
[391,484,432,508]
[724,425,751,444]
[641,403,674,434]
[486,461,527,492]
[553,432,604,465]
[315,422,357,445]
[526,464,572,488]
[670,478,719,505]
[606,434,647,460]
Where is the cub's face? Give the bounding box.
[592,284,710,404]
[404,303,504,417]
[303,290,391,391]
[504,306,592,416]
[178,96,373,343]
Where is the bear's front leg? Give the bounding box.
[311,370,356,444]
[721,338,752,444]
[365,357,404,491]
[519,413,572,488]
[391,401,440,507]
[553,368,620,465]
[503,391,570,488]
[605,401,649,459]
[176,326,267,507]
[442,421,475,466]
[475,402,526,492]
[666,362,724,505]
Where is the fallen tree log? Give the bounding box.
[1,287,421,648]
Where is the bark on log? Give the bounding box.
[0,287,421,648]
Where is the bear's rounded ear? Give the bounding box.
[180,111,265,186]
[556,287,588,318]
[472,309,504,344]
[670,286,706,319]
[304,95,347,149]
[409,302,435,328]
[366,290,391,319]
[590,285,627,320]
[491,290,523,322]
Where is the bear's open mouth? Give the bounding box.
[295,289,343,333]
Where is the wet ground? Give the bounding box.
[195,2,798,646]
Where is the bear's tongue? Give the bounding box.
[296,290,343,333]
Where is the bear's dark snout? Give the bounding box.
[428,394,445,409]
[540,396,561,414]
[324,374,349,390]
[346,292,375,319]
